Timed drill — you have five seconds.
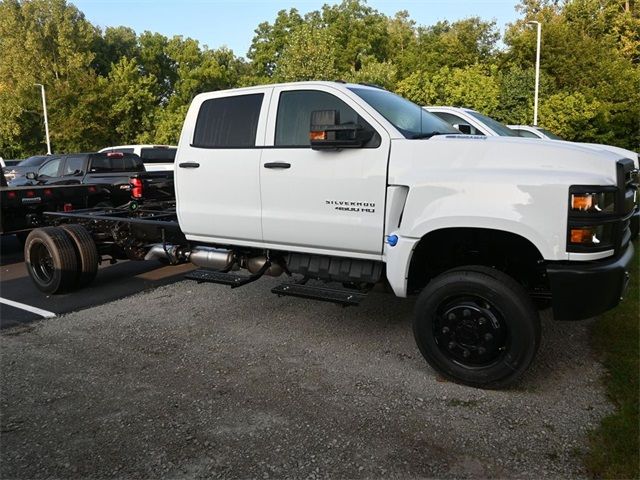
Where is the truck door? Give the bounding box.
[260,87,390,255]
[176,88,272,244]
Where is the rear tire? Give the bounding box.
[24,227,79,294]
[60,224,99,288]
[413,265,540,389]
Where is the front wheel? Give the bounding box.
[413,266,540,389]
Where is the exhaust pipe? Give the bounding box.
[145,244,235,271]
[144,244,179,263]
[189,247,235,270]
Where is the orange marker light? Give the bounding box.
[310,131,326,141]
[570,227,594,244]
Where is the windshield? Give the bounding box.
[466,111,519,137]
[18,155,51,167]
[538,128,563,140]
[348,87,460,138]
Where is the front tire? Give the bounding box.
[24,227,79,294]
[413,266,540,389]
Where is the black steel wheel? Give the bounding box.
[24,227,79,294]
[60,224,99,288]
[413,265,540,389]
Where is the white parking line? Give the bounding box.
[0,298,56,318]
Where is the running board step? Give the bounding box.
[185,269,248,287]
[271,283,367,306]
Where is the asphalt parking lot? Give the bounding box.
[0,234,195,328]
[0,263,612,479]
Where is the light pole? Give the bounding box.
[527,21,542,126]
[34,83,52,154]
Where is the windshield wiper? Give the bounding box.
[410,131,461,139]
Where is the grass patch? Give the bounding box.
[587,240,639,479]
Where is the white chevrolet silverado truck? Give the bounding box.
[24,82,637,389]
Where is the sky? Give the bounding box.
[72,0,521,57]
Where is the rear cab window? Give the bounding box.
[88,153,144,173]
[192,93,264,148]
[140,148,177,163]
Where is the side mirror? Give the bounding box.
[453,123,473,135]
[26,171,36,180]
[73,169,83,176]
[310,110,373,150]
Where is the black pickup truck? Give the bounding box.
[18,152,173,207]
[1,171,105,237]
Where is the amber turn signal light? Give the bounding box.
[570,227,595,244]
[310,130,326,141]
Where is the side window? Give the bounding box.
[432,112,486,136]
[515,129,540,139]
[89,156,113,172]
[275,90,376,147]
[39,158,61,177]
[193,93,264,148]
[63,156,85,176]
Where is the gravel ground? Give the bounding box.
[1,276,612,479]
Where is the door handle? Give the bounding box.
[179,162,200,168]
[263,162,291,169]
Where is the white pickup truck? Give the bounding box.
[24,81,637,389]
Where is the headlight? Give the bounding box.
[568,186,619,252]
[570,192,615,214]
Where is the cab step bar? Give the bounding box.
[271,283,367,306]
[185,262,271,289]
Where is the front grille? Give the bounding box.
[616,158,637,251]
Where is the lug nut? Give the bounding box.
[462,349,471,358]
[477,317,486,326]
[448,313,456,321]
[442,326,450,334]
[478,347,486,355]
[484,333,493,342]
[448,342,456,350]
[463,309,471,317]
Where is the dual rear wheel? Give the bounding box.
[24,225,99,294]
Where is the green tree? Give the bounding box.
[539,91,609,143]
[274,24,338,82]
[320,0,391,73]
[99,57,157,145]
[247,8,303,79]
[0,0,105,157]
[92,26,138,76]
[396,65,499,113]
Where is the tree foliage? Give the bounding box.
[0,0,637,157]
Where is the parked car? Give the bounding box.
[508,125,564,140]
[25,81,637,389]
[99,144,177,172]
[424,106,520,137]
[3,154,59,183]
[424,106,638,162]
[18,151,150,207]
